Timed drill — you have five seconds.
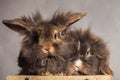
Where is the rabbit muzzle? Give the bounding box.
[42,43,55,54]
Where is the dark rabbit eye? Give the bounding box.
[53,30,58,40]
[86,50,90,55]
[54,33,57,39]
[85,48,91,58]
[53,30,62,40]
[53,29,66,40]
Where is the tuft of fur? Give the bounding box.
[21,11,43,26]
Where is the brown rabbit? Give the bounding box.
[68,29,113,75]
[2,11,86,75]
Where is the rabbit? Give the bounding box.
[67,29,113,75]
[2,11,86,75]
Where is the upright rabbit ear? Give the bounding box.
[65,12,87,27]
[50,12,87,27]
[2,18,31,34]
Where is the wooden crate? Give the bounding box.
[6,75,112,80]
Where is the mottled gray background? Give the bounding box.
[0,0,120,80]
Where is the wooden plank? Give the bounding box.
[7,75,112,80]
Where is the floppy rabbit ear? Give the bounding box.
[2,18,31,34]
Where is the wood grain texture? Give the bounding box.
[7,75,112,80]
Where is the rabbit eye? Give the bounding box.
[54,33,57,39]
[85,48,91,58]
[53,30,62,40]
[53,30,58,39]
[86,51,90,55]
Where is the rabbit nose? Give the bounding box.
[44,47,49,51]
[42,43,55,53]
[43,43,50,51]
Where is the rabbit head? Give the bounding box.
[2,11,86,75]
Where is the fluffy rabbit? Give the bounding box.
[68,29,113,75]
[2,11,86,75]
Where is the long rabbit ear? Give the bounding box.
[2,12,42,35]
[2,18,31,34]
[50,12,87,27]
[65,12,87,27]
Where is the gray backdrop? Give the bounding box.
[0,0,120,80]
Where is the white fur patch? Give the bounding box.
[75,59,82,67]
[74,59,82,70]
